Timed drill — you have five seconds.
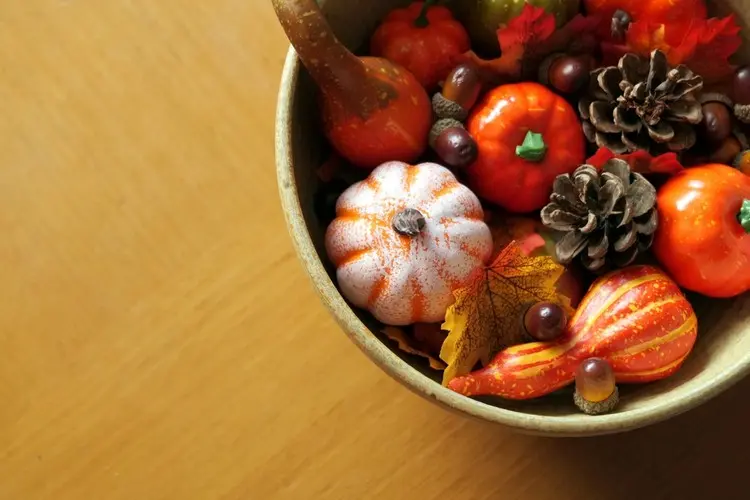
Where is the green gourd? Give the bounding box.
[450,0,581,56]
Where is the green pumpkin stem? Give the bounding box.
[740,199,750,233]
[516,131,547,162]
[414,0,437,28]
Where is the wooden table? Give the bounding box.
[0,2,748,499]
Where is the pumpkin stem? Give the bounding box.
[739,199,750,233]
[414,0,437,28]
[516,131,547,162]
[393,208,426,236]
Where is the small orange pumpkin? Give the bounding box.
[325,161,493,326]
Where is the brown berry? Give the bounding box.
[710,135,742,165]
[434,127,478,168]
[733,66,750,105]
[701,102,733,144]
[575,358,616,403]
[441,62,482,112]
[523,302,567,341]
[548,56,591,94]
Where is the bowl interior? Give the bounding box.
[277,0,750,435]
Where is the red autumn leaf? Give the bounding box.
[605,15,742,82]
[462,3,556,80]
[496,3,556,55]
[587,147,684,176]
[683,15,742,81]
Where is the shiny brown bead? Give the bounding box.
[575,358,616,403]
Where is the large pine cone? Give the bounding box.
[541,159,658,272]
[579,49,703,155]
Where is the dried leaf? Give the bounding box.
[461,4,557,80]
[383,326,446,370]
[604,15,742,83]
[439,241,574,385]
[586,147,684,176]
[485,212,552,258]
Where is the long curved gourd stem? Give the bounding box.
[271,0,370,110]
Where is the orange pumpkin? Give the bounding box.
[325,161,493,326]
[465,82,586,213]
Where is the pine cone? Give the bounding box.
[579,49,703,155]
[541,159,658,272]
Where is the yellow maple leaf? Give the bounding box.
[439,240,573,386]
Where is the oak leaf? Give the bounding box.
[439,240,574,385]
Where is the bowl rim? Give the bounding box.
[275,47,750,437]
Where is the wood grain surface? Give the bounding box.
[0,1,748,499]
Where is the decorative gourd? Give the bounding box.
[447,266,698,400]
[453,0,582,56]
[272,0,432,169]
[325,161,493,326]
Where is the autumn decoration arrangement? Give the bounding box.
[272,0,750,416]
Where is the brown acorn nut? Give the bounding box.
[539,53,592,94]
[734,149,750,176]
[699,93,734,145]
[433,127,478,169]
[733,67,750,123]
[574,358,620,415]
[429,118,464,148]
[442,62,482,109]
[709,126,749,165]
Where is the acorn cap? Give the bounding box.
[735,103,750,124]
[429,118,464,148]
[574,386,620,415]
[432,92,468,121]
[699,92,734,107]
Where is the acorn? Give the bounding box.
[432,62,482,121]
[733,149,750,175]
[699,93,734,144]
[573,358,620,415]
[539,53,591,95]
[429,118,464,148]
[733,67,750,124]
[523,302,567,342]
[710,128,749,165]
[733,66,750,104]
[433,126,478,169]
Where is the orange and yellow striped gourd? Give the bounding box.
[448,265,698,400]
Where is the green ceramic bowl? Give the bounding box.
[275,0,750,436]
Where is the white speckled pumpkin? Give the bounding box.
[324,161,493,326]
